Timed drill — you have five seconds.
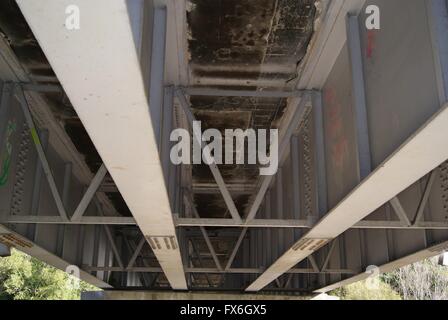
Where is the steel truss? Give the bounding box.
[3,82,448,285]
[1,81,126,275]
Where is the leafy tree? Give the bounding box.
[332,257,448,300]
[0,249,98,300]
[382,257,448,300]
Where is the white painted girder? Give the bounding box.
[247,103,448,291]
[16,0,187,289]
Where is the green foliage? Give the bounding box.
[382,258,448,300]
[331,279,401,300]
[332,257,448,300]
[0,249,98,300]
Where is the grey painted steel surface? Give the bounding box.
[245,0,448,291]
[0,244,10,257]
[0,81,111,288]
[0,0,447,293]
[71,164,107,221]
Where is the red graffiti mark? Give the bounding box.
[324,87,347,170]
[331,138,349,169]
[324,88,335,105]
[366,30,376,59]
[328,103,343,134]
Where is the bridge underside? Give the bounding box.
[0,0,448,295]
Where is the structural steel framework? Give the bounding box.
[0,0,448,294]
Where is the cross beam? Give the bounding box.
[83,266,358,275]
[4,216,448,230]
